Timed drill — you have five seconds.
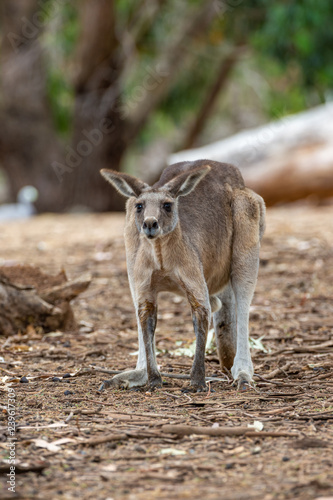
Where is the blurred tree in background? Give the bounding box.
[0,0,332,212]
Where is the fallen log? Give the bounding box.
[170,103,333,206]
[0,264,91,335]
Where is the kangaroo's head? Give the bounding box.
[101,166,210,240]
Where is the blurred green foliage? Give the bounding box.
[252,0,333,103]
[42,1,333,143]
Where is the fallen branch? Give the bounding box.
[80,429,179,446]
[80,433,129,446]
[63,406,103,416]
[0,460,49,474]
[254,373,301,387]
[90,365,191,380]
[263,361,293,380]
[266,343,333,358]
[89,365,228,382]
[161,424,299,438]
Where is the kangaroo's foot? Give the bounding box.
[148,373,163,391]
[189,382,208,393]
[190,372,208,393]
[99,369,148,391]
[231,357,253,391]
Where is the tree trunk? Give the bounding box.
[181,47,243,150]
[126,0,218,143]
[53,0,127,211]
[0,0,231,212]
[0,0,64,212]
[0,0,127,212]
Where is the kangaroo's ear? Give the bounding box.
[100,169,149,198]
[164,165,211,198]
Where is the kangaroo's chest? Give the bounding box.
[138,239,185,295]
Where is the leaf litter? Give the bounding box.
[0,207,333,499]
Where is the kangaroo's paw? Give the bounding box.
[99,369,148,391]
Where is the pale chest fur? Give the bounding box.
[132,235,189,295]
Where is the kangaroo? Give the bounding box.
[100,160,265,392]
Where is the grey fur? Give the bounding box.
[100,160,265,391]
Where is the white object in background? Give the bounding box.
[0,186,38,221]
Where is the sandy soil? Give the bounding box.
[0,205,332,500]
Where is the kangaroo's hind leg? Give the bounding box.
[230,188,265,390]
[213,282,237,371]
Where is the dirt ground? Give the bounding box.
[0,205,332,500]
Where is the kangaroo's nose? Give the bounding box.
[143,218,159,238]
[143,219,158,230]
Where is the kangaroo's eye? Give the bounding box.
[135,203,143,213]
[163,202,172,213]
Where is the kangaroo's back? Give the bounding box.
[155,160,246,233]
[155,160,245,190]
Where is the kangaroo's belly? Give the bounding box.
[203,248,232,296]
[206,271,230,296]
[151,271,185,296]
[151,264,230,299]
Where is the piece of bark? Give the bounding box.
[0,265,91,335]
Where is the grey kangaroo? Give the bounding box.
[101,160,265,392]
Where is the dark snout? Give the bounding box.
[143,217,160,239]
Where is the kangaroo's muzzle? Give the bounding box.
[143,217,160,239]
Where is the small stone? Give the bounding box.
[62,373,71,379]
[106,442,117,449]
[64,390,73,396]
[37,241,47,252]
[20,376,29,383]
[282,456,290,462]
[52,377,61,382]
[134,445,146,453]
[79,326,93,333]
[63,341,71,348]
